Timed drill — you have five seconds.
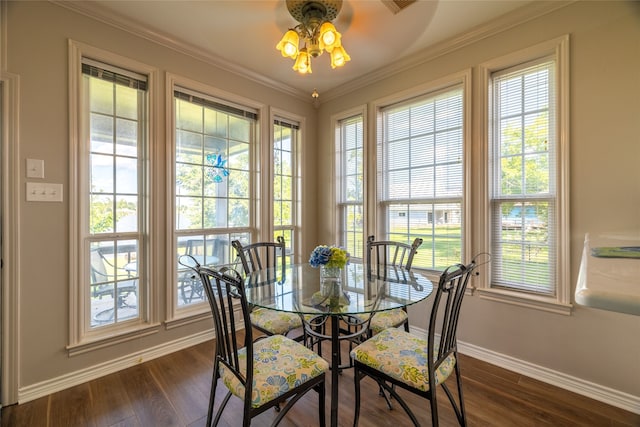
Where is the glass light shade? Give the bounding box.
[276,30,300,59]
[330,45,350,68]
[318,22,340,52]
[293,48,312,74]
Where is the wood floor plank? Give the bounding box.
[49,382,95,427]
[0,396,49,427]
[89,369,136,427]
[147,351,210,426]
[517,375,640,426]
[118,364,182,426]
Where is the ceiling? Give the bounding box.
[61,0,538,101]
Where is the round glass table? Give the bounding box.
[244,262,433,427]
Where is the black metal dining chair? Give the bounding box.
[232,237,305,340]
[351,259,478,427]
[362,235,423,336]
[180,256,329,427]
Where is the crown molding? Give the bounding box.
[50,1,310,102]
[50,1,574,106]
[321,0,575,103]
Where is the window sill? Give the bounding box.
[476,287,573,316]
[67,322,162,357]
[165,310,212,330]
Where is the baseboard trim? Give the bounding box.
[410,326,639,415]
[18,328,214,404]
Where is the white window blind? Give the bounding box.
[378,85,464,270]
[490,58,557,295]
[273,117,299,261]
[338,114,364,259]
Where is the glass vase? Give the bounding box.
[320,265,343,297]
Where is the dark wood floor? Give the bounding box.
[2,334,639,427]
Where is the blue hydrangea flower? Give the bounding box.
[309,246,332,267]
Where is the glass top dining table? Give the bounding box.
[244,262,434,427]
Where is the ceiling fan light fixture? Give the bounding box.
[278,0,348,73]
[293,47,312,74]
[330,44,350,69]
[318,21,339,51]
[276,29,300,58]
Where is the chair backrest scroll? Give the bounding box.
[427,260,477,387]
[366,235,424,276]
[232,236,286,274]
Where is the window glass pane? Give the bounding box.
[89,240,139,327]
[91,153,114,194]
[90,113,113,154]
[115,117,138,156]
[229,116,251,142]
[115,85,139,120]
[177,196,203,229]
[90,195,114,234]
[115,156,138,194]
[176,163,203,196]
[89,78,113,115]
[229,199,250,227]
[115,195,138,233]
[176,130,203,164]
[203,198,226,228]
[176,234,234,307]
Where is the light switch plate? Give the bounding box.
[26,182,63,202]
[26,159,45,179]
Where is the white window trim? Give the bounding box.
[477,35,572,315]
[271,107,304,264]
[1,69,21,404]
[332,105,367,260]
[68,40,161,353]
[165,73,266,325]
[370,70,473,269]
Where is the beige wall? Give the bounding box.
[5,0,640,407]
[317,1,640,397]
[5,1,319,395]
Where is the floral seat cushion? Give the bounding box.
[350,328,456,392]
[250,308,303,335]
[219,335,329,408]
[356,308,408,334]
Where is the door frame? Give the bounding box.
[1,69,20,406]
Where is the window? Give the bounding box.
[273,117,299,262]
[172,86,256,312]
[336,113,365,260]
[377,83,466,270]
[482,36,570,313]
[69,41,157,349]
